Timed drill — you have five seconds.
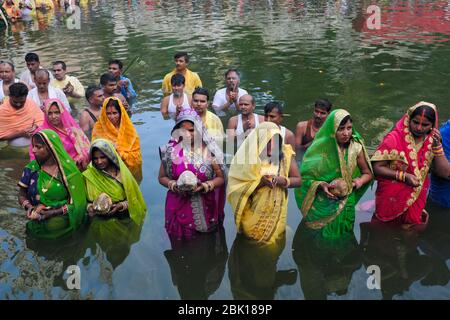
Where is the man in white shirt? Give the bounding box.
[0,61,20,102]
[27,69,71,112]
[212,68,248,116]
[19,52,53,90]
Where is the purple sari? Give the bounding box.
[160,110,226,240]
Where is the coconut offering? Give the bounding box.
[176,170,198,192]
[328,178,350,198]
[93,193,113,215]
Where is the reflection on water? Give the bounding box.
[360,202,450,299]
[164,226,228,300]
[229,233,297,300]
[360,201,450,300]
[360,220,432,300]
[1,0,450,299]
[356,0,450,44]
[292,221,362,300]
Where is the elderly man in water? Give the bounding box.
[28,69,71,112]
[0,61,20,102]
[227,94,264,147]
[212,68,248,116]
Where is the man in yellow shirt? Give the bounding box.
[51,61,85,100]
[162,52,202,96]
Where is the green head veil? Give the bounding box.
[26,129,87,239]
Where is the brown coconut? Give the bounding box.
[328,178,350,198]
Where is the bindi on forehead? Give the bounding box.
[419,109,426,125]
[414,111,431,128]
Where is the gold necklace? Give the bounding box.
[413,137,425,152]
[42,173,56,193]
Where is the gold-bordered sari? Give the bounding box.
[227,122,295,243]
[294,109,372,239]
[371,102,438,224]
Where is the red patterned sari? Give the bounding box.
[371,102,438,225]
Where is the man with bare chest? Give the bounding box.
[295,99,332,153]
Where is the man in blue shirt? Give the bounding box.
[430,120,450,208]
[108,59,137,104]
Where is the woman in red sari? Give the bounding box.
[371,102,449,228]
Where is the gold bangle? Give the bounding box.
[284,177,290,188]
[21,199,30,209]
[168,180,176,191]
[400,171,406,182]
[433,147,445,156]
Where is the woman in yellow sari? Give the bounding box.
[227,122,301,243]
[92,96,142,181]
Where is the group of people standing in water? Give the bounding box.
[17,96,146,239]
[155,53,450,246]
[0,47,147,240]
[0,50,448,253]
[2,80,146,239]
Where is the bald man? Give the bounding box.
[227,94,264,146]
[27,69,71,111]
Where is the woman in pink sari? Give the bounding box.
[158,109,226,240]
[371,102,449,228]
[30,98,90,170]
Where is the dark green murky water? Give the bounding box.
[0,0,449,299]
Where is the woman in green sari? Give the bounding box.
[18,129,87,239]
[295,109,373,239]
[82,139,146,224]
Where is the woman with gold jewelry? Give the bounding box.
[18,129,87,239]
[294,109,372,240]
[371,102,449,228]
[158,109,226,240]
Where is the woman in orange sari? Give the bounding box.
[371,102,449,228]
[92,96,142,180]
